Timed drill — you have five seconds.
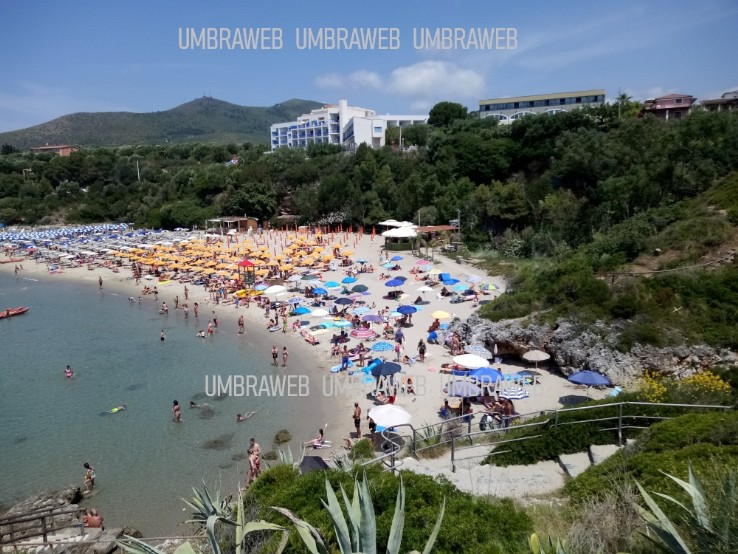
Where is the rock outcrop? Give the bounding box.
[449,314,738,385]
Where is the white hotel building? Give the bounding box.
[270,99,428,151]
[479,89,606,124]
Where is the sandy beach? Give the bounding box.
[1,227,609,487]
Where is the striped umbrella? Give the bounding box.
[350,328,377,339]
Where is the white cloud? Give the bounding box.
[314,60,484,111]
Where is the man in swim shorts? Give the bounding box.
[271,345,278,366]
[353,403,361,438]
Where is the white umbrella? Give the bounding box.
[368,405,412,428]
[522,349,550,368]
[417,285,433,293]
[310,308,329,318]
[264,285,286,295]
[452,354,490,368]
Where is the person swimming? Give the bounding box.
[65,365,74,378]
[104,404,127,415]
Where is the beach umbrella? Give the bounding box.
[367,405,412,428]
[522,349,550,369]
[334,297,353,305]
[350,328,377,339]
[264,285,286,295]
[324,281,341,289]
[568,370,611,387]
[311,309,329,318]
[465,344,492,359]
[371,341,395,352]
[453,354,490,368]
[341,276,357,284]
[390,255,403,261]
[363,314,383,323]
[351,284,369,293]
[302,274,319,281]
[287,275,303,282]
[385,279,404,287]
[254,283,269,291]
[394,276,408,282]
[299,456,330,475]
[353,306,370,315]
[312,287,328,295]
[470,367,503,384]
[287,297,302,304]
[447,381,483,398]
[416,259,431,266]
[442,278,460,285]
[396,305,417,315]
[417,285,433,293]
[357,258,368,264]
[454,283,469,292]
[292,306,311,315]
[430,310,451,319]
[333,320,352,328]
[382,262,394,269]
[370,361,402,378]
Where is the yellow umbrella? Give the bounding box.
[255,268,269,276]
[279,263,293,271]
[431,310,452,319]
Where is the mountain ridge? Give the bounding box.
[0,97,323,149]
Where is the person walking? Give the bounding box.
[353,403,362,438]
[417,339,426,362]
[271,345,279,367]
[172,400,181,422]
[98,276,103,290]
[83,462,96,493]
[282,346,289,367]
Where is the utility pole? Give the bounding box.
[457,208,461,243]
[136,160,141,182]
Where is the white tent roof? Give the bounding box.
[382,226,417,238]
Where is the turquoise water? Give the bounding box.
[0,272,325,535]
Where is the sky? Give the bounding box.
[1,0,737,132]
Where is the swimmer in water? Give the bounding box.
[236,411,255,422]
[107,404,127,414]
[65,365,74,378]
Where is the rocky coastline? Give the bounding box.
[450,314,738,386]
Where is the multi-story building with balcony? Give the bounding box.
[270,99,427,151]
[478,89,605,124]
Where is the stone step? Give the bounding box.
[557,452,592,478]
[589,443,621,465]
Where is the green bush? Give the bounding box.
[350,438,375,461]
[247,465,533,553]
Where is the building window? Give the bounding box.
[514,102,519,109]
[673,111,682,119]
[560,98,566,105]
[675,98,683,104]
[576,97,582,103]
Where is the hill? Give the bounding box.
[0,97,323,149]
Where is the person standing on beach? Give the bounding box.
[417,339,426,362]
[282,346,288,367]
[184,286,189,300]
[212,311,218,328]
[271,345,279,366]
[194,303,199,318]
[172,400,181,422]
[98,276,103,290]
[153,287,158,301]
[160,329,166,341]
[174,295,179,309]
[238,315,245,334]
[184,305,189,318]
[353,403,361,438]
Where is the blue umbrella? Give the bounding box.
[371,361,402,377]
[443,278,460,286]
[287,297,302,304]
[396,305,417,315]
[454,283,469,292]
[357,258,368,264]
[382,262,394,269]
[352,284,369,293]
[333,320,352,327]
[302,274,319,281]
[390,255,403,261]
[292,306,311,315]
[385,279,403,287]
[465,344,493,358]
[447,381,483,397]
[324,281,341,289]
[363,314,383,323]
[371,341,395,352]
[470,367,502,384]
[334,297,353,305]
[353,306,370,315]
[568,370,611,386]
[255,283,269,291]
[394,276,408,282]
[312,287,328,295]
[341,276,357,284]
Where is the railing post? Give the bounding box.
[618,403,623,447]
[554,409,559,427]
[41,516,47,542]
[451,436,456,473]
[412,428,417,456]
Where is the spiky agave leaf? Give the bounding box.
[421,497,445,554]
[272,506,331,554]
[357,475,377,554]
[172,543,197,554]
[116,535,165,554]
[340,481,361,552]
[635,481,692,554]
[386,476,405,554]
[320,476,353,554]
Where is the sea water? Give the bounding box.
[0,273,326,534]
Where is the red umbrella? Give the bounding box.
[238,259,254,267]
[350,328,377,339]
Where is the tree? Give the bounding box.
[428,101,468,127]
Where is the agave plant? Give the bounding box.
[273,473,445,554]
[278,444,308,468]
[635,463,738,554]
[117,485,287,554]
[528,533,569,554]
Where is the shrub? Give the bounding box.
[350,438,375,461]
[670,371,733,405]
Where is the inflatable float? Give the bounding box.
[330,360,354,373]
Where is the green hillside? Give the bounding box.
[0,97,322,149]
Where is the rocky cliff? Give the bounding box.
[449,314,738,386]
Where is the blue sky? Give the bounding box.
[1,0,736,132]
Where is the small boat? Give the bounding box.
[0,306,30,319]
